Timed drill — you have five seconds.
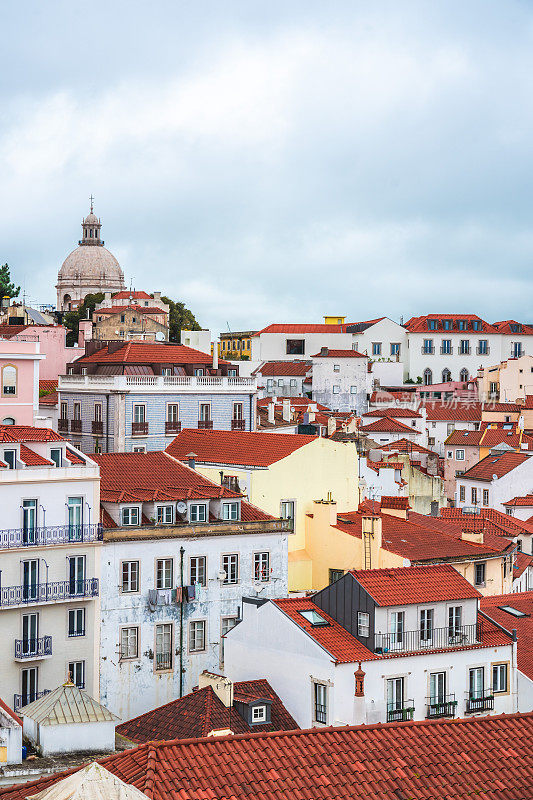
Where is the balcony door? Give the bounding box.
[469,667,484,700]
[420,609,434,646]
[68,497,83,540]
[21,667,38,707]
[199,403,211,422]
[68,555,85,596]
[429,671,446,705]
[134,405,146,424]
[22,560,39,601]
[22,499,37,545]
[22,613,38,656]
[390,611,404,649]
[387,677,404,712]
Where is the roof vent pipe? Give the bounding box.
[186,452,197,470]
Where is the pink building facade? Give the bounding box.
[0,326,84,380]
[0,340,44,425]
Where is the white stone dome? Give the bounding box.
[59,245,124,281]
[83,211,100,225]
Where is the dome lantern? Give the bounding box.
[80,196,103,246]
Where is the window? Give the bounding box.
[280,500,295,525]
[233,402,243,420]
[498,605,527,617]
[221,475,240,492]
[459,368,469,382]
[314,682,327,724]
[157,505,174,524]
[67,497,83,537]
[60,401,68,421]
[3,449,16,469]
[290,378,297,388]
[332,385,340,394]
[156,558,173,589]
[286,339,305,355]
[199,403,211,422]
[427,319,437,330]
[2,365,17,396]
[442,319,452,330]
[190,556,206,586]
[471,487,478,504]
[155,623,172,670]
[387,677,405,716]
[372,342,382,356]
[22,499,37,543]
[120,314,126,322]
[133,404,146,423]
[161,368,172,376]
[277,379,284,386]
[68,555,85,596]
[121,506,139,526]
[132,445,146,453]
[68,608,85,637]
[220,616,238,666]
[251,705,267,723]
[483,489,489,506]
[350,386,358,394]
[357,612,370,637]
[459,485,466,502]
[222,502,239,521]
[94,403,102,422]
[189,620,206,652]
[430,671,446,705]
[512,342,522,358]
[457,320,466,330]
[119,626,139,660]
[459,340,470,355]
[492,663,508,693]
[474,562,486,587]
[420,608,434,643]
[122,561,139,593]
[49,447,61,467]
[329,569,344,584]
[21,667,38,707]
[441,340,452,355]
[254,552,270,581]
[267,379,274,391]
[222,554,239,584]
[455,449,465,461]
[441,368,451,383]
[333,364,340,372]
[2,416,14,425]
[190,503,207,523]
[423,368,432,386]
[478,340,488,355]
[390,343,400,356]
[194,368,205,376]
[167,403,179,422]
[423,339,433,354]
[69,660,85,689]
[73,402,81,420]
[448,606,462,638]
[469,667,484,699]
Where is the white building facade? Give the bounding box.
[311,349,369,414]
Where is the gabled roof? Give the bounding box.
[364,407,422,418]
[95,305,166,316]
[3,714,533,800]
[440,506,533,536]
[116,680,298,743]
[481,592,533,680]
[350,564,481,605]
[0,697,22,727]
[404,314,497,333]
[0,425,65,443]
[39,379,58,393]
[445,429,484,446]
[310,349,367,358]
[20,682,119,725]
[370,389,416,403]
[380,438,438,456]
[112,290,152,300]
[459,451,531,481]
[74,342,228,366]
[252,361,312,377]
[253,323,346,335]
[19,443,54,467]
[424,402,482,422]
[492,320,533,335]
[504,495,533,507]
[27,764,150,800]
[166,429,317,467]
[482,402,521,413]
[359,417,416,434]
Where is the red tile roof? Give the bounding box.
[0,425,65,443]
[166,429,317,467]
[96,305,166,315]
[380,438,438,456]
[364,407,422,418]
[39,391,58,406]
[310,349,367,358]
[504,495,533,507]
[273,597,376,664]
[19,443,54,467]
[359,416,416,434]
[439,506,533,536]
[483,402,522,413]
[459,451,530,481]
[481,592,533,680]
[65,447,87,465]
[351,564,481,605]
[380,496,410,510]
[404,314,497,333]
[112,291,152,300]
[75,342,228,365]
[116,680,298,743]
[370,390,416,403]
[4,714,533,800]
[514,551,533,579]
[252,361,312,377]
[492,320,533,335]
[424,402,483,421]
[253,323,346,335]
[39,379,58,393]
[445,429,484,446]
[0,697,22,727]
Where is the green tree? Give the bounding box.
[160,296,201,343]
[63,292,104,346]
[0,264,20,299]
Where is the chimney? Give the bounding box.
[212,341,219,371]
[282,399,291,422]
[153,291,161,301]
[78,318,93,347]
[319,346,329,356]
[426,454,438,476]
[312,495,337,526]
[198,670,234,708]
[33,416,53,429]
[186,452,197,470]
[104,291,112,304]
[352,663,367,725]
[267,401,275,425]
[461,526,484,544]
[327,416,336,437]
[380,496,409,520]
[361,514,382,566]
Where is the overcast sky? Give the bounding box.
[3,0,533,334]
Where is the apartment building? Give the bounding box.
[92,291,170,342]
[0,425,100,712]
[226,565,516,727]
[95,450,290,720]
[57,341,256,453]
[311,348,369,414]
[252,361,312,398]
[0,339,43,426]
[455,450,533,512]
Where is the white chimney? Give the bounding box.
[282,399,291,422]
[268,401,275,425]
[199,670,234,708]
[212,341,219,371]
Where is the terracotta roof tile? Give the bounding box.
[112,291,152,300]
[359,416,417,434]
[310,349,367,358]
[404,314,497,333]
[253,323,346,335]
[492,320,533,335]
[19,443,54,466]
[75,342,228,365]
[252,361,312,377]
[445,429,484,446]
[380,438,438,456]
[482,402,522,413]
[39,379,58,393]
[166,429,317,467]
[481,592,533,680]
[0,425,65,443]
[440,507,533,536]
[459,451,530,481]
[364,407,422,418]
[380,496,410,510]
[503,495,533,507]
[513,551,533,578]
[424,402,483,421]
[350,564,481,605]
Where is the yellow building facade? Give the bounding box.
[218,331,256,360]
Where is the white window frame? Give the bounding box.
[455,449,465,461]
[251,705,267,723]
[156,558,173,590]
[222,502,239,521]
[154,623,173,671]
[222,553,239,585]
[68,660,85,688]
[157,505,174,525]
[332,385,340,394]
[492,663,508,693]
[357,611,370,637]
[190,556,206,587]
[121,560,139,593]
[254,552,270,582]
[121,506,140,526]
[189,620,206,653]
[68,607,85,637]
[189,503,208,523]
[120,626,139,660]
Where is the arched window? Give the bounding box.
[1,365,17,397]
[460,368,469,382]
[2,417,15,425]
[423,368,433,386]
[442,368,451,383]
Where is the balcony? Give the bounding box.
[426,694,457,719]
[374,623,479,654]
[58,418,69,432]
[421,346,435,354]
[14,636,52,660]
[440,346,453,355]
[231,418,246,431]
[165,420,182,435]
[92,420,103,435]
[476,346,490,356]
[465,690,494,714]
[387,702,414,723]
[0,524,103,550]
[71,419,82,433]
[14,690,51,712]
[0,578,99,608]
[131,421,149,436]
[59,374,257,393]
[198,419,213,430]
[155,652,172,671]
[459,347,471,356]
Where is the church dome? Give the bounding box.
[59,244,124,281]
[83,211,99,225]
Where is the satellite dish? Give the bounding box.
[217,570,227,582]
[155,331,165,341]
[176,501,187,514]
[492,474,498,481]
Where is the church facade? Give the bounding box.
[56,203,126,311]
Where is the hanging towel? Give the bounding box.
[148,589,158,612]
[175,586,183,603]
[186,584,196,601]
[160,589,172,605]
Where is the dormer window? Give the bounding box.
[299,609,330,627]
[442,319,452,330]
[3,449,16,469]
[157,505,174,524]
[50,448,62,467]
[190,503,207,523]
[121,506,140,526]
[251,705,267,723]
[222,502,239,521]
[427,320,437,330]
[472,320,481,331]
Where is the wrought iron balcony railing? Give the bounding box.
[198,419,213,429]
[387,702,414,722]
[92,420,103,435]
[374,623,479,654]
[58,418,69,432]
[15,636,52,659]
[165,420,182,435]
[0,524,103,550]
[231,418,246,430]
[131,422,149,436]
[426,694,457,719]
[71,419,82,433]
[421,346,435,354]
[14,690,51,711]
[0,578,99,608]
[155,652,172,671]
[465,690,494,714]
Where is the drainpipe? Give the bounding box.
[105,394,110,453]
[179,546,185,697]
